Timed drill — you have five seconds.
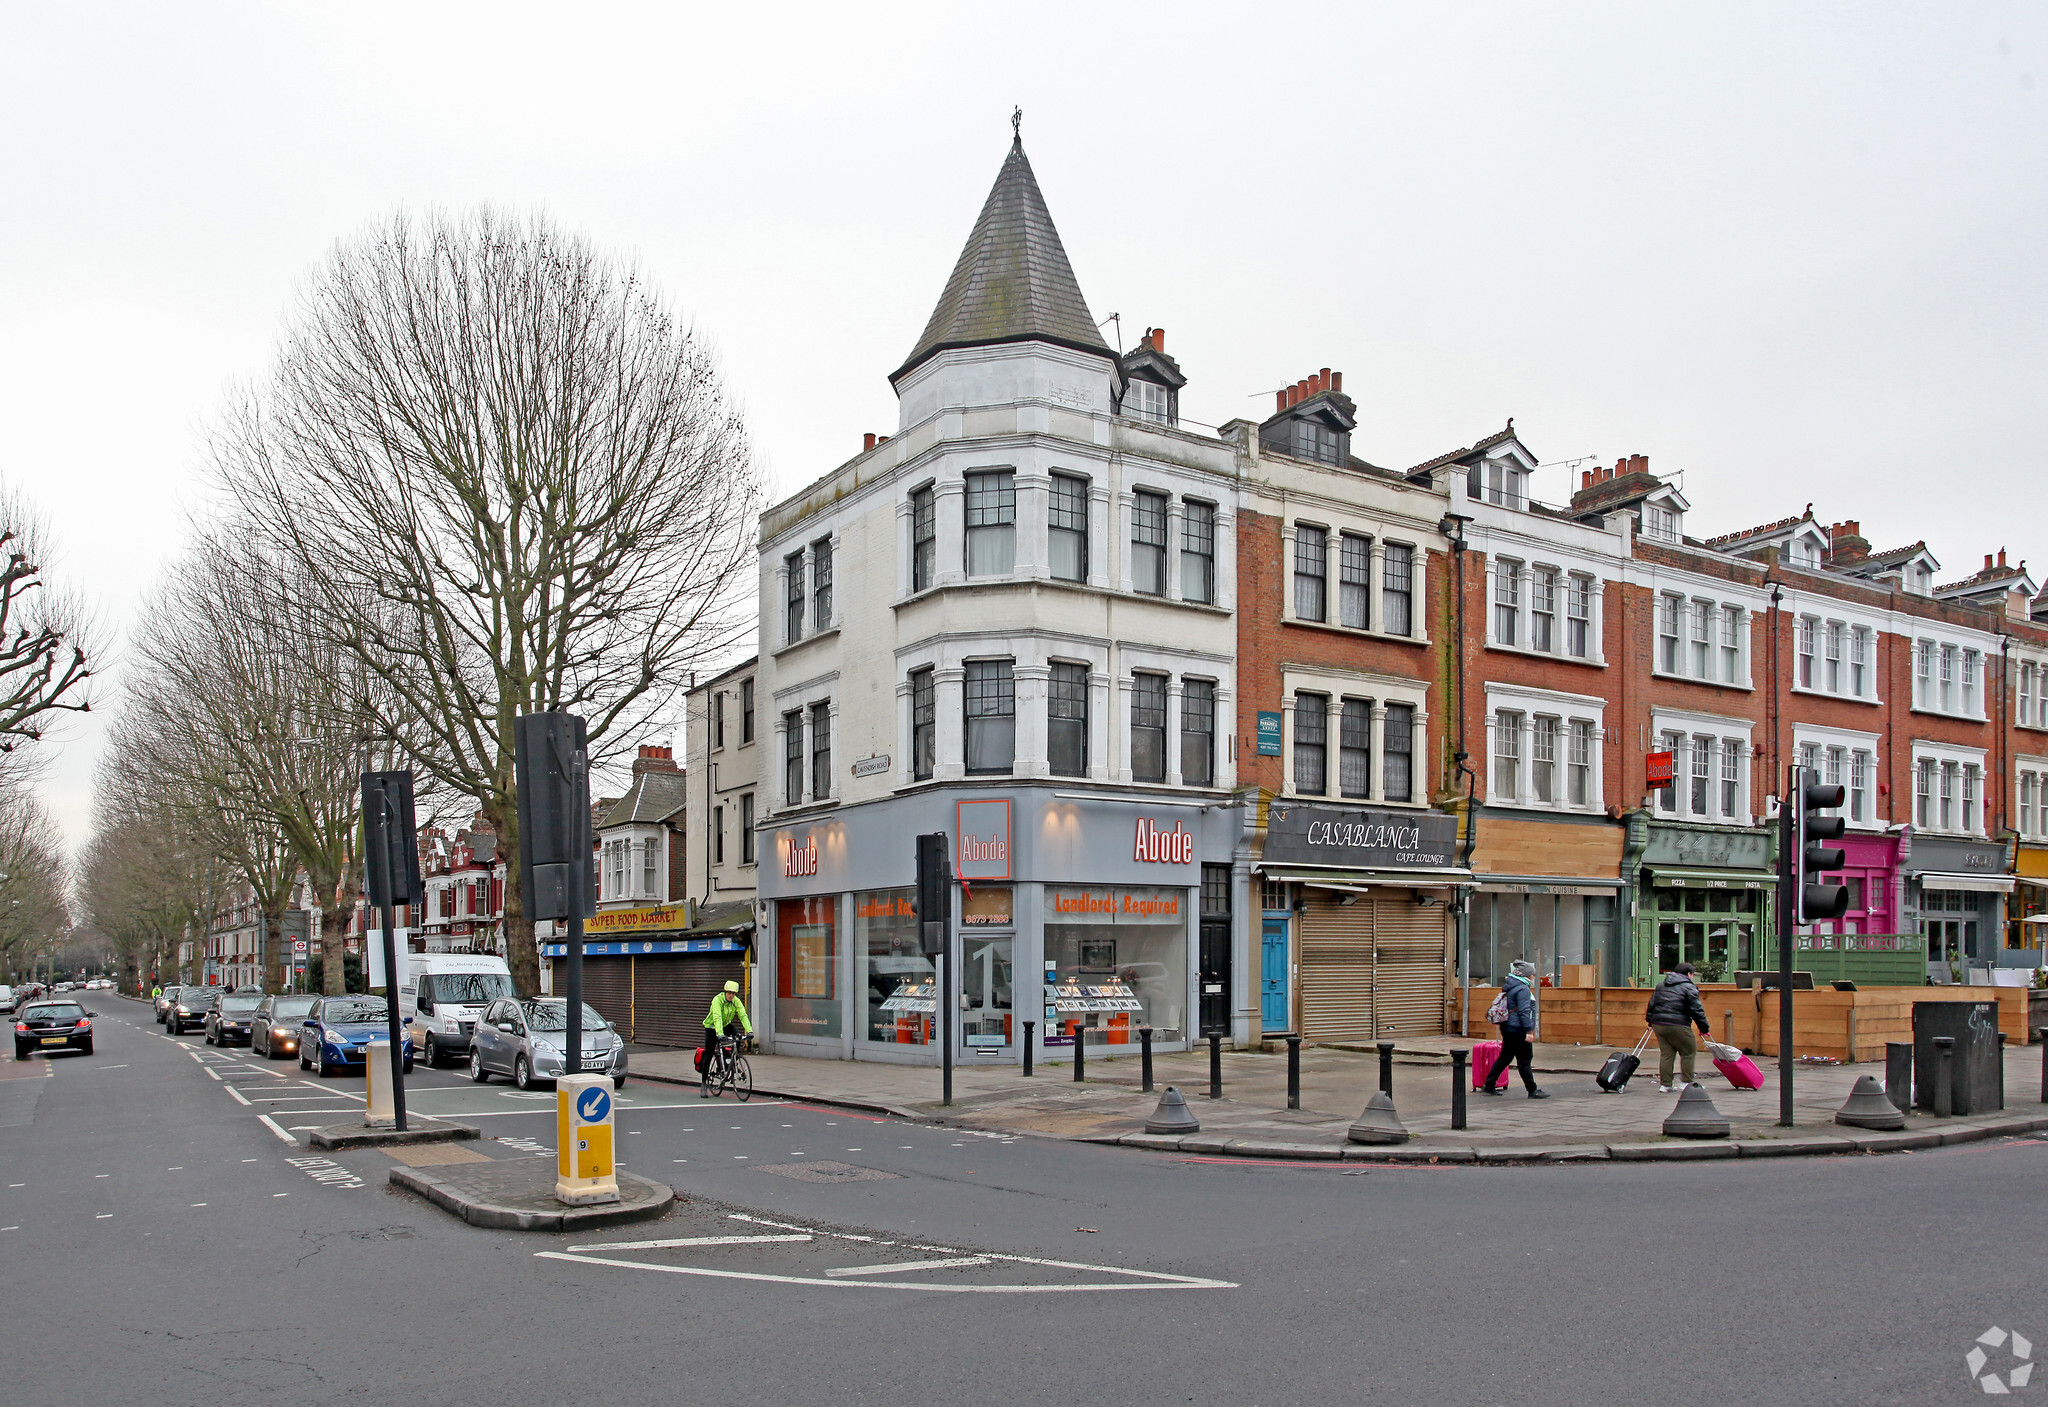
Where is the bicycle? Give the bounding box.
[701,1033,753,1102]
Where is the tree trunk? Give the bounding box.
[263,901,290,994]
[318,899,350,995]
[488,796,541,999]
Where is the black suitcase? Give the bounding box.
[1596,1030,1652,1092]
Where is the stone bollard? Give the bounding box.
[1139,1026,1154,1093]
[1377,1040,1396,1097]
[1450,1049,1469,1131]
[1663,1083,1731,1139]
[1022,1020,1035,1078]
[1286,1035,1302,1110]
[1834,1074,1906,1131]
[1348,1090,1410,1145]
[1146,1085,1200,1135]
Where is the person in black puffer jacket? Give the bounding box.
[1644,962,1711,1091]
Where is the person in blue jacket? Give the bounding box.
[1483,960,1550,1098]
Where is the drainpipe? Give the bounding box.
[1767,578,1784,967]
[1440,509,1476,1034]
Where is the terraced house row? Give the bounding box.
[693,133,2048,1070]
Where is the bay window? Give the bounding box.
[1131,672,1167,782]
[965,659,1016,774]
[1049,473,1088,583]
[1181,679,1215,788]
[965,470,1016,576]
[1048,662,1088,778]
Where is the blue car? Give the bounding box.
[299,995,415,1078]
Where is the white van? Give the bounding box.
[398,954,515,1068]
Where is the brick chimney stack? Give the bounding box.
[632,744,679,776]
[1826,520,1870,566]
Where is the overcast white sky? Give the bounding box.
[4,2,2043,851]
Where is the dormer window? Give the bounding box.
[1292,418,1341,466]
[1642,502,1680,543]
[1467,459,1528,509]
[1785,537,1821,569]
[1125,379,1171,425]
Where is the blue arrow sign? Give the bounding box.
[575,1085,611,1123]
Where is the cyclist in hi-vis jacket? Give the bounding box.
[701,980,753,1098]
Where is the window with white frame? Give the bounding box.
[1569,720,1594,807]
[1492,689,1604,812]
[1720,605,1742,683]
[2019,765,2046,840]
[1656,729,1684,814]
[1914,638,1987,717]
[1130,672,1168,783]
[1181,501,1215,604]
[1286,672,1422,803]
[1657,594,1681,674]
[1962,649,1980,716]
[1125,378,1170,424]
[1295,692,1329,795]
[1662,715,1753,822]
[1531,570,1557,653]
[1797,616,1816,689]
[1794,614,1873,700]
[1914,640,1933,707]
[811,536,833,629]
[1131,490,1169,596]
[1338,533,1371,629]
[1339,699,1372,799]
[1910,745,1990,835]
[1493,710,1522,801]
[1824,622,1842,693]
[1850,627,1870,698]
[1915,757,1934,827]
[641,837,659,899]
[1295,526,1327,622]
[2022,663,2040,729]
[1532,716,1558,804]
[1849,750,1871,824]
[1049,473,1089,583]
[911,485,936,592]
[1494,560,1521,645]
[1690,601,1712,677]
[1690,736,1714,816]
[1940,645,1956,712]
[1643,502,1679,543]
[965,470,1016,576]
[1721,740,1741,817]
[785,549,806,644]
[1567,575,1592,659]
[1384,545,1414,637]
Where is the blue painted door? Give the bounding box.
[1261,919,1290,1032]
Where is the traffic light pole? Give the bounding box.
[1777,764,1797,1128]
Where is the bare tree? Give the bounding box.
[0,480,100,751]
[0,789,70,982]
[77,737,210,992]
[214,208,759,995]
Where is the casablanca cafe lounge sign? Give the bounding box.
[1263,801,1458,870]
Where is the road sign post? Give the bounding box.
[362,770,421,1133]
[555,1072,620,1204]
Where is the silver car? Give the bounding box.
[467,998,628,1091]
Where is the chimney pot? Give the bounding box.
[1276,390,1288,413]
[1319,367,1331,390]
[1999,548,2008,567]
[1331,371,1342,392]
[1152,327,1165,352]
[863,432,876,452]
[1580,470,1593,491]
[1986,553,1995,571]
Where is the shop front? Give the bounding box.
[539,901,752,1047]
[1629,819,1776,985]
[2012,845,2048,965]
[1464,813,1623,1002]
[756,786,1240,1066]
[1905,833,2014,979]
[1252,800,1467,1043]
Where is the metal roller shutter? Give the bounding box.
[580,958,635,1039]
[1299,898,1374,1041]
[1370,899,1450,1037]
[630,954,746,1049]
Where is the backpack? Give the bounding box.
[1485,990,1513,1025]
[693,1045,708,1074]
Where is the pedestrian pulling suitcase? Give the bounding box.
[1706,1039,1765,1090]
[1597,1029,1652,1093]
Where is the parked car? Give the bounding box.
[468,998,627,1091]
[0,985,13,1013]
[165,988,215,1035]
[252,995,318,1059]
[398,954,515,1067]
[205,992,264,1046]
[154,986,186,1025]
[299,996,413,1078]
[14,1000,94,1059]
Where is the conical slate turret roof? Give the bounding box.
[892,137,1111,384]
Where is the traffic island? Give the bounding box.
[309,1118,481,1151]
[390,1158,676,1232]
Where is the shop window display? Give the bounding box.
[1650,886,1760,980]
[775,896,840,1039]
[1043,887,1189,1046]
[856,889,930,1046]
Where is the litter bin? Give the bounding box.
[1912,1001,2004,1116]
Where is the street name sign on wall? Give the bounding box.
[1263,802,1458,869]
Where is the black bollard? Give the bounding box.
[1139,1026,1155,1093]
[2039,1028,2047,1104]
[1451,1049,1469,1130]
[1208,1032,1223,1100]
[1022,1020,1035,1078]
[1377,1040,1395,1097]
[1885,1040,1912,1115]
[1073,1025,1086,1083]
[1286,1034,1302,1110]
[1933,1036,1954,1118]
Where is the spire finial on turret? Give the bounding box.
[1012,105,1022,144]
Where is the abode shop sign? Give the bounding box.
[956,799,1013,881]
[781,835,818,878]
[1133,818,1195,864]
[1263,802,1458,869]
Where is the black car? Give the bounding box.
[165,988,216,1035]
[252,995,317,1059]
[205,992,264,1046]
[14,1000,94,1059]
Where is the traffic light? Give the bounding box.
[1795,769,1850,923]
[914,832,951,956]
[514,712,593,922]
[361,771,422,908]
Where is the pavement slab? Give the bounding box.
[389,1157,676,1232]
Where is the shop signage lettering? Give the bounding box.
[955,799,1013,881]
[781,836,818,878]
[583,904,690,935]
[1256,711,1283,756]
[1646,750,1675,788]
[855,895,914,920]
[1263,803,1458,869]
[1133,818,1195,864]
[1049,890,1181,920]
[1648,826,1771,871]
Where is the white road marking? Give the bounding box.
[257,1115,297,1144]
[97,1064,129,1070]
[536,1250,1236,1294]
[826,1257,992,1278]
[273,1193,289,1197]
[570,1234,812,1251]
[96,1213,112,1219]
[190,1203,206,1207]
[95,1174,108,1178]
[224,1084,251,1106]
[2,1226,16,1231]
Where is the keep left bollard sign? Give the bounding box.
[555,1073,621,1206]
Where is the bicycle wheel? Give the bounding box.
[732,1056,752,1102]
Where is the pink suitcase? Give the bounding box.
[1472,1040,1512,1090]
[1713,1050,1765,1090]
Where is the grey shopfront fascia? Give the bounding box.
[1902,832,2015,973]
[755,784,1244,1065]
[1630,821,1776,986]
